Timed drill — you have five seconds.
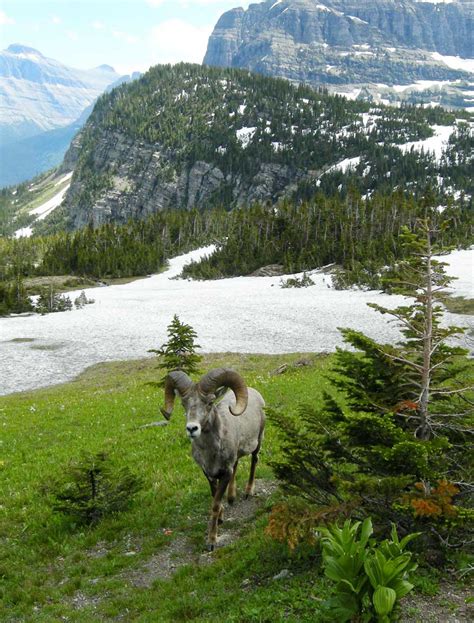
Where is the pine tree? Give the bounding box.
[49,452,143,525]
[150,314,202,381]
[356,219,472,441]
[270,219,473,545]
[35,286,73,314]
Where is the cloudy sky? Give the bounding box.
[0,0,252,75]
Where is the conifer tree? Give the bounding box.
[339,219,472,442]
[35,286,73,314]
[150,314,202,381]
[270,219,473,544]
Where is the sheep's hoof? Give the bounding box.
[227,496,235,506]
[218,516,224,525]
[206,542,215,552]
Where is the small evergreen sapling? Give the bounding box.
[74,290,95,308]
[49,452,143,525]
[35,285,72,314]
[149,314,202,382]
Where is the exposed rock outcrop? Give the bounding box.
[204,0,473,105]
[62,128,304,229]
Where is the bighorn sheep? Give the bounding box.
[161,368,265,550]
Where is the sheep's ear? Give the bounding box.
[214,386,228,401]
[160,407,172,421]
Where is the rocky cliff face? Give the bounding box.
[62,127,300,229]
[204,0,473,106]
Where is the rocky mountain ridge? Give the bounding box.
[204,0,474,107]
[0,44,120,144]
[0,44,138,187]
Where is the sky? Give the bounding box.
[0,0,252,75]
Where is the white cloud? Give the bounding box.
[66,30,79,41]
[113,30,139,44]
[0,10,15,25]
[149,19,212,64]
[92,20,105,30]
[146,1,251,7]
[51,15,62,25]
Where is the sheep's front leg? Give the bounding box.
[206,474,224,525]
[207,470,232,551]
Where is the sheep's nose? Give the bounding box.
[186,424,199,434]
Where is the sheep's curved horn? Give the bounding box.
[161,371,193,420]
[197,368,248,416]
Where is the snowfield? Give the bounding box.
[0,246,472,396]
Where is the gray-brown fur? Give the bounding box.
[161,368,265,550]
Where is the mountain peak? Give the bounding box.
[6,44,44,57]
[95,64,116,73]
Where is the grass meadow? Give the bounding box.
[1,353,336,622]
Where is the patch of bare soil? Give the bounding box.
[400,582,473,622]
[123,478,278,589]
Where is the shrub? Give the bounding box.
[48,452,143,525]
[74,290,95,308]
[35,286,72,314]
[280,272,315,288]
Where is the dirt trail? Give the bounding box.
[123,479,278,589]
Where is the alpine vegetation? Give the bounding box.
[160,368,265,550]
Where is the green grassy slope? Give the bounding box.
[1,353,334,622]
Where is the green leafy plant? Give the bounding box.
[48,451,143,525]
[320,518,419,622]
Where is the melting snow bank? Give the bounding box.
[0,246,472,396]
[397,125,455,162]
[442,247,474,299]
[14,178,72,238]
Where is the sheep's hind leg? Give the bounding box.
[207,470,232,551]
[227,460,239,505]
[245,450,259,498]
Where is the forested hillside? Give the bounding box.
[51,63,472,231]
[180,191,473,286]
[1,63,473,314]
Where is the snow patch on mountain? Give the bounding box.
[431,53,474,74]
[236,126,257,147]
[14,178,72,238]
[397,125,455,161]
